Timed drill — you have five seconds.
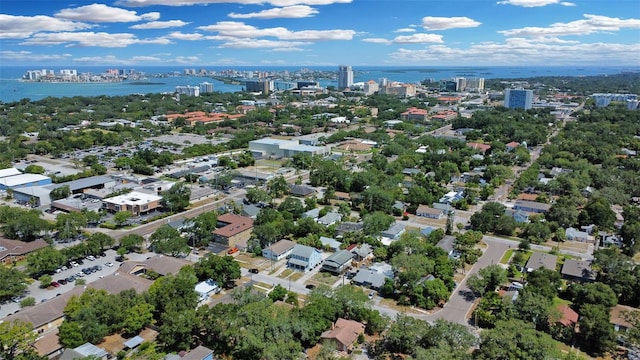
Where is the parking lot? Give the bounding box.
[0,250,151,318]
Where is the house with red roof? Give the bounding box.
[400,107,429,122]
[321,318,365,353]
[467,142,492,153]
[213,213,254,248]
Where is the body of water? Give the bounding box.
[1,65,638,103]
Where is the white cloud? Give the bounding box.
[499,14,640,37]
[0,50,72,62]
[421,16,481,30]
[130,55,163,61]
[228,5,318,19]
[55,4,159,23]
[173,55,201,63]
[166,31,206,40]
[117,0,351,6]
[0,15,93,39]
[362,38,392,44]
[19,32,171,48]
[217,38,311,48]
[391,33,444,44]
[388,39,640,65]
[197,21,355,41]
[130,20,189,29]
[394,28,416,33]
[496,0,574,7]
[270,47,305,52]
[362,33,443,45]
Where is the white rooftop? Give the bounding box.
[0,168,22,178]
[0,174,50,187]
[103,191,161,206]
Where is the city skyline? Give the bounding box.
[0,0,639,67]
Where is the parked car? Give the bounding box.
[249,268,259,274]
[105,262,114,267]
[58,279,67,285]
[305,284,316,290]
[227,247,239,255]
[86,255,96,261]
[368,291,375,300]
[76,259,84,265]
[51,282,60,288]
[70,261,79,267]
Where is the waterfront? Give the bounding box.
[2,65,639,103]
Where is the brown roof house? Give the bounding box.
[0,238,48,265]
[610,304,639,333]
[262,239,295,261]
[213,213,254,248]
[321,318,365,353]
[555,304,579,329]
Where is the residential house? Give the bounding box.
[437,235,459,259]
[288,184,316,197]
[181,345,215,360]
[302,207,321,220]
[60,343,108,360]
[333,191,351,202]
[610,304,638,332]
[466,142,491,153]
[287,244,323,272]
[241,204,261,219]
[416,205,443,219]
[213,213,254,248]
[318,211,342,226]
[320,236,342,252]
[351,243,373,262]
[119,255,191,277]
[380,222,406,245]
[335,222,363,237]
[351,262,394,290]
[555,304,579,330]
[600,233,623,247]
[505,209,532,223]
[565,227,589,242]
[321,318,366,353]
[505,141,520,151]
[432,202,454,213]
[513,200,551,214]
[321,250,353,275]
[525,252,558,272]
[561,259,597,283]
[262,239,295,261]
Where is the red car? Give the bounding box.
[51,281,60,288]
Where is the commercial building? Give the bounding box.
[504,89,533,110]
[102,191,162,215]
[338,65,353,90]
[249,138,330,158]
[245,79,273,95]
[363,80,379,95]
[175,85,200,97]
[0,174,51,190]
[591,93,638,108]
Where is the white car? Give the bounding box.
[86,255,96,261]
[70,261,79,267]
[105,262,114,267]
[368,291,375,300]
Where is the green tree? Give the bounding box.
[26,247,66,276]
[119,234,144,253]
[268,284,288,302]
[55,211,88,241]
[87,232,115,251]
[194,254,241,286]
[267,175,288,198]
[24,164,45,174]
[187,211,218,247]
[467,265,507,296]
[122,303,154,335]
[49,185,71,201]
[161,182,191,213]
[363,211,395,236]
[474,320,561,359]
[578,304,617,355]
[245,188,271,204]
[0,320,38,360]
[113,211,133,228]
[526,268,561,300]
[2,210,50,241]
[278,197,305,219]
[0,267,28,302]
[150,225,189,257]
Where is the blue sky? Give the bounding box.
[1,0,639,67]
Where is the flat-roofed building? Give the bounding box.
[249,138,330,158]
[0,173,51,190]
[103,191,161,215]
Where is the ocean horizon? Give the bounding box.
[2,65,639,103]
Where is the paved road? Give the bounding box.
[425,238,510,325]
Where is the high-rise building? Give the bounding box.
[364,80,379,95]
[200,82,214,94]
[175,85,200,96]
[245,80,273,94]
[338,65,353,90]
[504,89,533,110]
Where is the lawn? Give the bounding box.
[500,249,515,264]
[278,268,294,279]
[552,296,572,307]
[312,271,339,286]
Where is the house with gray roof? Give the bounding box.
[513,200,551,214]
[289,184,316,197]
[561,259,597,283]
[320,236,342,252]
[302,207,321,220]
[335,222,363,236]
[321,249,353,275]
[525,252,558,272]
[318,211,342,226]
[352,243,373,262]
[351,262,394,291]
[287,244,323,272]
[380,222,406,245]
[566,227,589,242]
[241,203,261,219]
